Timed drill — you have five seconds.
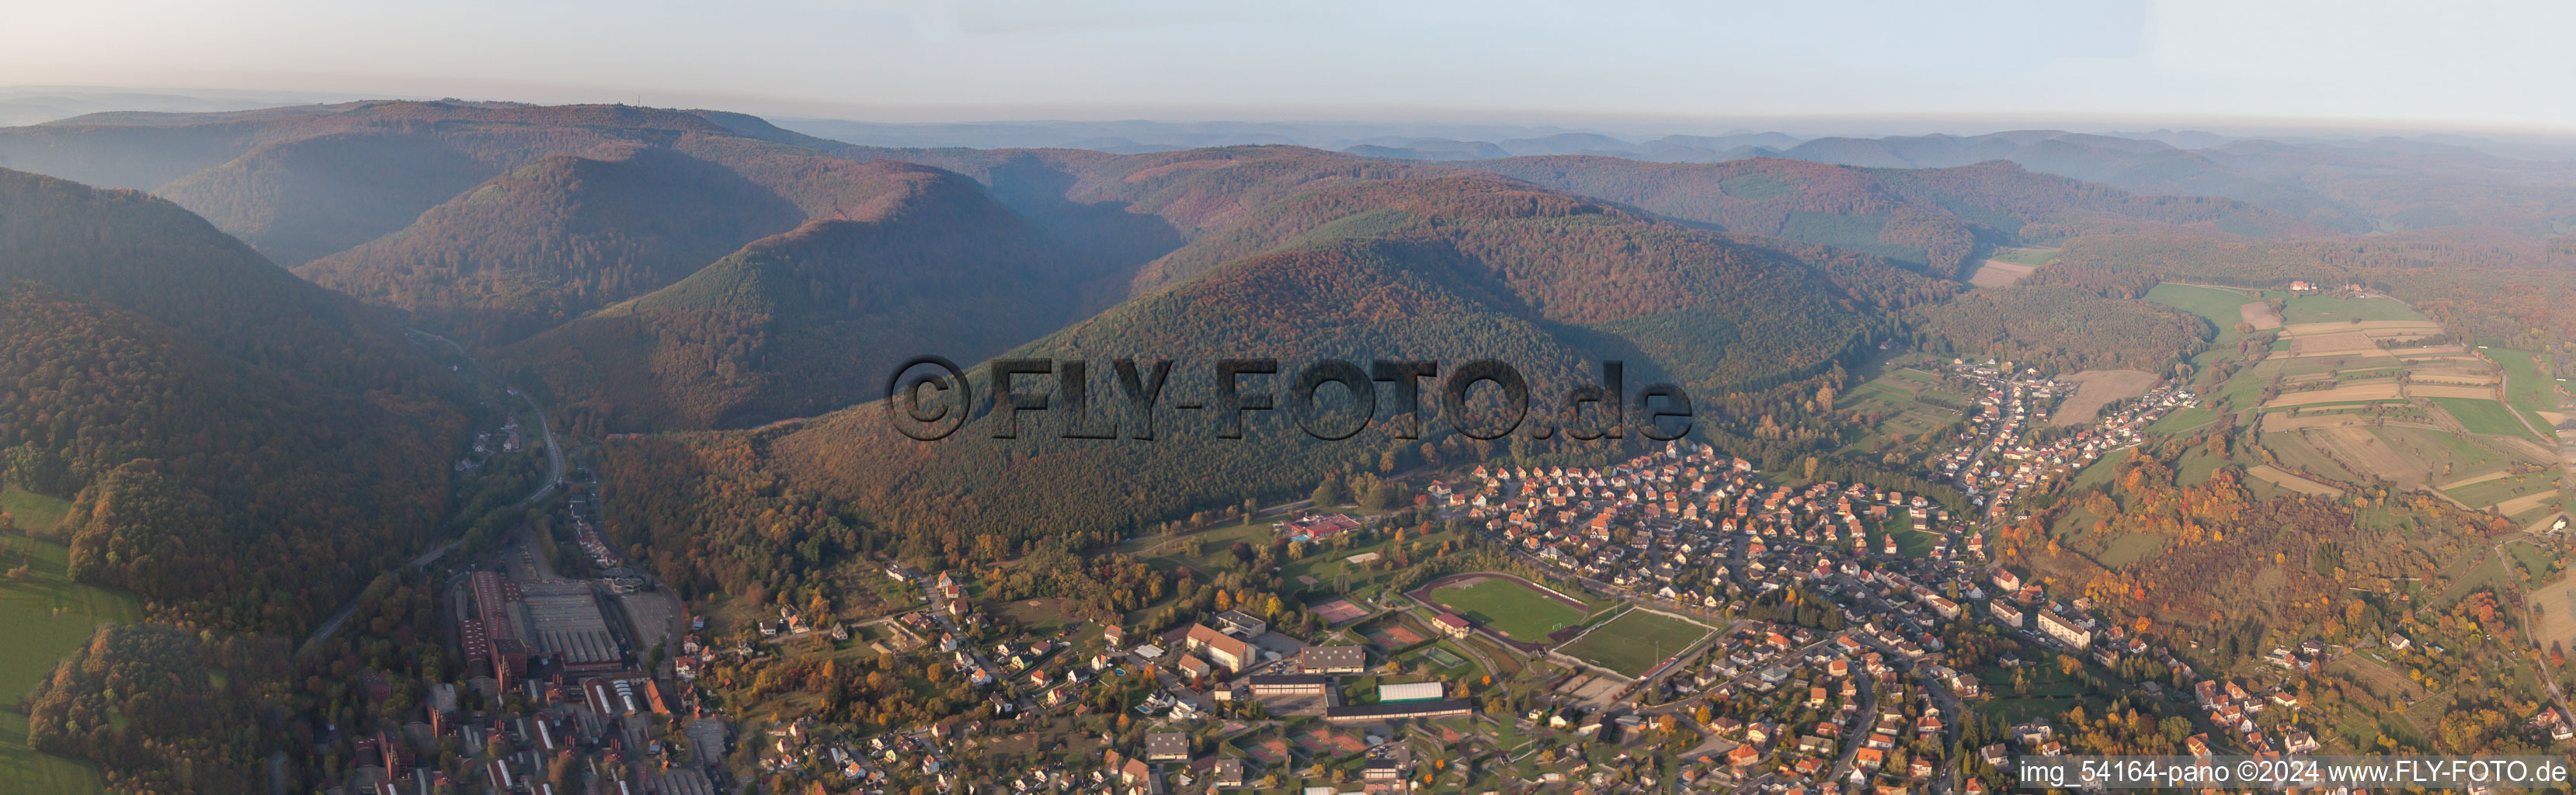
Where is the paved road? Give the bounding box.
[1636,632,1851,716]
[300,330,565,652]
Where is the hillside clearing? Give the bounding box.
[1968,260,2037,288]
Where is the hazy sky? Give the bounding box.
[12,0,2574,130]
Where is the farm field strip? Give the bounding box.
[2053,370,2157,426]
[2434,397,2539,439]
[2247,465,2342,496]
[1968,260,2036,288]
[2264,383,2402,407]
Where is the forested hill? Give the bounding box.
[1458,156,2327,278]
[0,100,928,270]
[595,172,1955,597]
[493,164,1103,434]
[293,144,809,346]
[0,168,467,634]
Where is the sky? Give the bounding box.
[10,0,2576,132]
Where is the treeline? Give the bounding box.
[23,624,282,794]
[1462,156,2317,277]
[1909,284,2209,375]
[2016,261,2161,298]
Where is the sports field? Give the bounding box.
[1422,576,1587,642]
[1557,609,1715,677]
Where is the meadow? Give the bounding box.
[2280,294,2427,325]
[0,488,138,795]
[2433,397,2537,439]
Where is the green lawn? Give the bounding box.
[2071,449,2135,490]
[1423,578,1588,643]
[1556,608,1712,677]
[1987,247,2060,266]
[0,487,71,536]
[2281,295,2427,325]
[2444,472,2560,509]
[2432,397,2537,439]
[2484,348,2559,440]
[0,534,140,795]
[2146,283,2255,345]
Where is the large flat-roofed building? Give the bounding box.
[1215,609,1267,637]
[1378,682,1445,703]
[1248,674,1333,696]
[1299,645,1367,674]
[468,571,529,680]
[520,580,623,671]
[1323,699,1472,724]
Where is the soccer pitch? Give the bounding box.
[1559,609,1715,677]
[1426,577,1587,641]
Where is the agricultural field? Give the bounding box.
[2145,283,2260,345]
[2260,430,2368,485]
[1841,364,1969,447]
[2443,471,2560,512]
[2246,465,2342,498]
[2432,397,2538,439]
[1419,575,1590,643]
[2531,571,2576,657]
[1986,247,2060,266]
[2280,294,2430,325]
[1967,259,2037,288]
[2484,347,2559,439]
[1556,609,1715,677]
[2053,370,2159,425]
[0,488,140,795]
[2240,301,2283,330]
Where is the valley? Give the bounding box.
[0,98,2574,795]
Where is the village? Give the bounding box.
[596,442,2425,795]
[363,378,2555,795]
[1916,359,2198,519]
